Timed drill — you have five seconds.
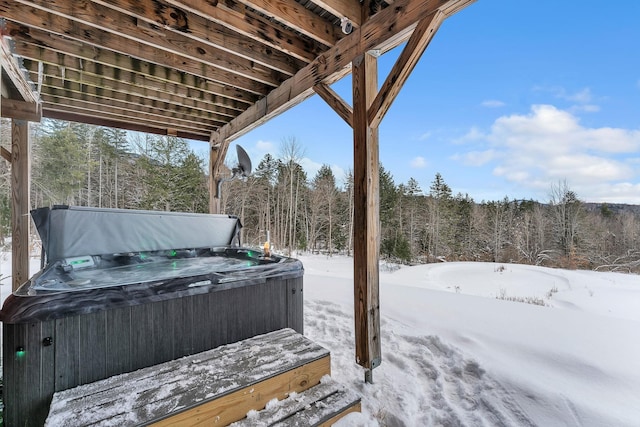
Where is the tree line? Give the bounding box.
[1,120,638,273]
[0,118,209,246]
[224,140,640,274]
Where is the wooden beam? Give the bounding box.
[44,0,303,75]
[43,108,211,141]
[165,0,326,63]
[209,131,233,214]
[32,70,239,119]
[313,83,353,127]
[40,94,223,131]
[0,35,38,103]
[11,119,30,291]
[309,0,363,27]
[17,44,258,106]
[352,52,380,382]
[212,0,475,143]
[0,97,41,122]
[6,0,297,81]
[0,146,11,162]
[209,144,221,214]
[369,11,445,128]
[3,21,273,96]
[238,0,340,46]
[40,80,231,125]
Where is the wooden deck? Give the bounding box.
[230,381,362,426]
[45,328,360,426]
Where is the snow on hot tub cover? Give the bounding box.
[32,205,242,264]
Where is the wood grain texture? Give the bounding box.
[43,108,211,141]
[238,0,339,46]
[18,46,258,106]
[77,0,305,75]
[4,21,272,96]
[352,52,381,371]
[167,0,324,63]
[30,69,240,118]
[153,357,331,426]
[45,328,328,426]
[232,381,361,426]
[11,119,30,291]
[4,0,291,85]
[0,35,39,102]
[0,98,42,121]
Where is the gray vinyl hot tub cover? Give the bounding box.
[32,206,242,264]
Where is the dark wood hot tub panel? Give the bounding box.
[2,275,303,427]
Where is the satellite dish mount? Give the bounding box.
[215,145,252,206]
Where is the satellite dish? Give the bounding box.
[235,144,252,178]
[216,144,253,202]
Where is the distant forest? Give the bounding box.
[2,119,639,274]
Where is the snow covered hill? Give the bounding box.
[299,255,640,426]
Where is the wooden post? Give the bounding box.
[11,119,30,291]
[209,145,221,214]
[352,52,381,383]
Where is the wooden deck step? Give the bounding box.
[46,328,330,427]
[230,380,361,426]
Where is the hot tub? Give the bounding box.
[1,206,303,427]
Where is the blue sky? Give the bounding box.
[215,1,640,204]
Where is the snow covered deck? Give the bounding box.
[46,328,360,426]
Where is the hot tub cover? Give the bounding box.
[32,205,242,264]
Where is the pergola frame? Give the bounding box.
[1,0,475,381]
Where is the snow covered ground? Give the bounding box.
[1,252,638,426]
[299,254,640,426]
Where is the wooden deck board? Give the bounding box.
[231,380,362,426]
[46,328,329,427]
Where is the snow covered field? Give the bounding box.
[299,255,640,426]
[1,253,638,426]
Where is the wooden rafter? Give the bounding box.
[2,15,281,92]
[238,0,340,46]
[309,0,363,27]
[38,77,234,122]
[0,35,38,103]
[18,51,257,107]
[163,0,326,63]
[44,108,210,141]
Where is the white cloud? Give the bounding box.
[534,86,593,103]
[256,140,274,152]
[481,99,506,108]
[565,87,592,103]
[452,126,485,144]
[453,149,499,167]
[457,104,640,202]
[300,157,322,179]
[418,132,432,141]
[299,158,346,185]
[410,156,427,168]
[570,104,600,113]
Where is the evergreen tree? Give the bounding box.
[32,120,86,205]
[427,173,452,261]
